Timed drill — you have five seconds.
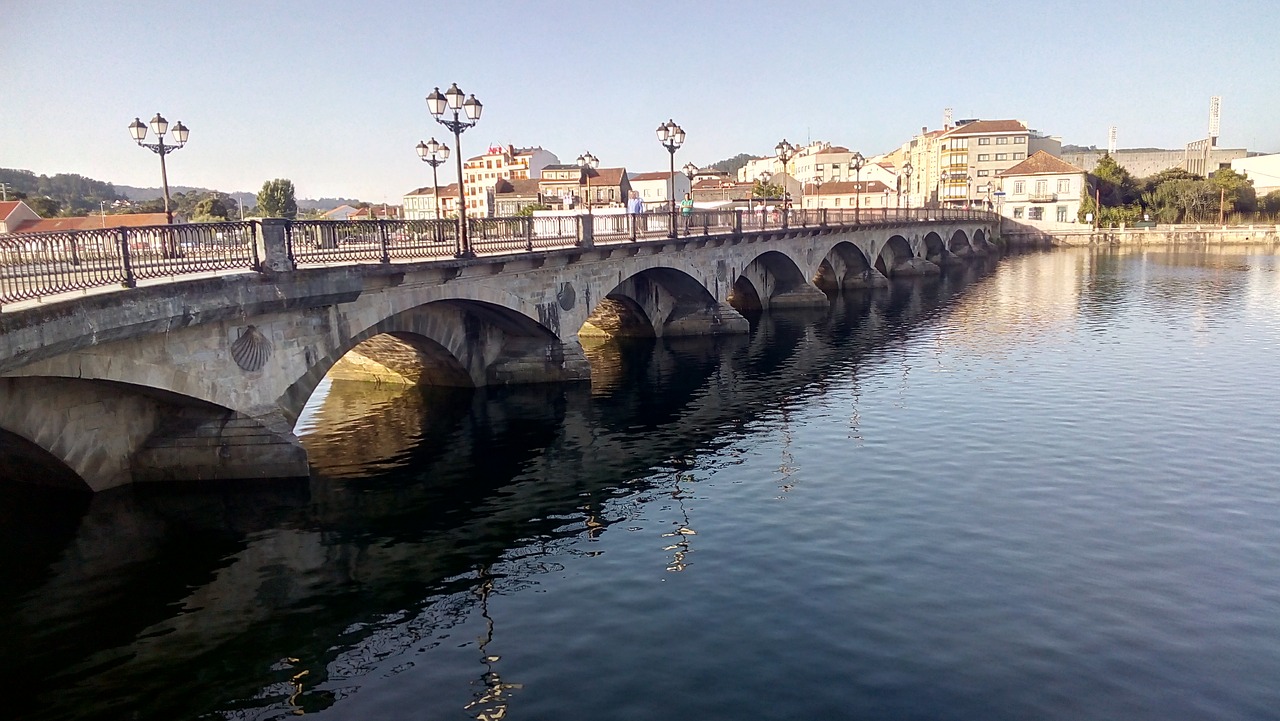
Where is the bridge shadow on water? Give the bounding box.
[0,256,1000,720]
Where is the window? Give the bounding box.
[1035,180,1049,195]
[996,153,1008,161]
[486,161,493,169]
[978,154,990,161]
[977,169,989,177]
[1014,181,1025,194]
[1028,207,1044,220]
[978,137,991,145]
[1013,206,1024,218]
[1057,206,1068,222]
[996,137,1009,145]
[1015,136,1027,144]
[1057,179,1071,193]
[831,163,840,171]
[1012,153,1024,160]
[816,164,824,171]
[834,198,841,206]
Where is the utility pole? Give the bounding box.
[1219,187,1226,225]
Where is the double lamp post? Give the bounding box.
[128,113,189,226]
[425,83,482,257]
[656,119,686,237]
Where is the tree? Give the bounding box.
[515,203,551,217]
[1091,154,1139,207]
[1208,168,1256,214]
[257,179,298,219]
[709,153,757,177]
[192,195,230,221]
[1260,190,1280,217]
[751,179,784,198]
[26,196,62,217]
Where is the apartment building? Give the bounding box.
[461,145,559,216]
[630,171,690,209]
[403,183,461,219]
[997,151,1088,228]
[933,120,1062,207]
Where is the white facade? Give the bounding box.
[997,152,1087,230]
[629,172,690,209]
[462,145,560,217]
[1231,154,1280,197]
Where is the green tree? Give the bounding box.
[710,153,757,176]
[751,179,784,198]
[1260,190,1280,217]
[26,196,62,217]
[1091,154,1139,207]
[257,179,298,219]
[192,195,230,221]
[515,203,551,217]
[1208,168,1256,214]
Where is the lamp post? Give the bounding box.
[682,161,698,201]
[883,188,890,219]
[902,162,914,210]
[426,84,483,256]
[656,119,686,238]
[128,113,189,226]
[775,140,795,225]
[415,137,450,220]
[577,151,599,212]
[851,151,865,223]
[811,176,823,210]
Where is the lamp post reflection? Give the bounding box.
[464,565,523,721]
[662,469,698,572]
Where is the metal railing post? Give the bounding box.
[118,227,136,288]
[525,216,534,251]
[378,219,390,263]
[733,208,743,236]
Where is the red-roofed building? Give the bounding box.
[629,171,690,209]
[997,151,1087,228]
[0,200,41,234]
[538,166,630,210]
[7,212,173,234]
[803,180,897,211]
[403,184,461,219]
[348,205,403,221]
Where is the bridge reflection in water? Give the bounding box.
[0,259,997,720]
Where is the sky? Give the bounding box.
[3,0,1278,204]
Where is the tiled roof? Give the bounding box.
[0,201,21,220]
[494,178,542,195]
[998,151,1084,177]
[405,183,460,197]
[941,119,1028,137]
[586,167,627,186]
[692,179,748,189]
[630,171,676,181]
[805,180,892,195]
[10,212,173,233]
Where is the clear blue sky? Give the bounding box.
[3,0,1277,203]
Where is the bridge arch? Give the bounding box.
[281,298,583,424]
[875,235,916,277]
[583,266,748,338]
[730,250,823,312]
[922,232,947,265]
[948,229,972,254]
[815,241,884,293]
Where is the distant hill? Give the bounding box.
[115,184,357,212]
[709,153,757,176]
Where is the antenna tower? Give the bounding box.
[943,107,953,130]
[1208,96,1221,146]
[1107,126,1117,156]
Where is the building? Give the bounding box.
[321,204,359,221]
[997,151,1087,229]
[348,205,403,221]
[1231,153,1280,197]
[0,200,41,234]
[802,181,896,210]
[1061,146,1249,178]
[462,144,559,216]
[538,166,630,210]
[690,179,755,204]
[492,178,546,216]
[629,171,690,210]
[6,212,174,234]
[402,184,461,219]
[934,120,1062,207]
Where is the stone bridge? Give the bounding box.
[0,215,996,490]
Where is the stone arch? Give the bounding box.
[875,235,916,277]
[0,426,86,490]
[0,376,306,491]
[815,241,885,293]
[922,231,948,264]
[584,266,748,339]
[730,250,826,312]
[947,229,972,254]
[280,299,585,425]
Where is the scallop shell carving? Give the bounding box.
[231,325,272,372]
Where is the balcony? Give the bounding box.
[1028,192,1057,203]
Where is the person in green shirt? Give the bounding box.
[680,193,694,234]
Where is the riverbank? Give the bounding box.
[1002,223,1280,248]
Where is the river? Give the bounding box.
[2,245,1279,720]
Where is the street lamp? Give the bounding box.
[775,140,795,224]
[811,176,823,210]
[851,151,866,223]
[577,151,599,212]
[902,161,914,210]
[682,161,698,199]
[128,113,189,226]
[427,83,483,256]
[415,137,450,220]
[657,119,686,237]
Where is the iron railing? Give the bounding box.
[1,220,258,308]
[2,210,998,309]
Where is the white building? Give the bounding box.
[1231,154,1280,197]
[997,151,1087,229]
[461,144,560,217]
[402,183,461,220]
[629,171,690,210]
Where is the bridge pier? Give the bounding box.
[891,257,942,277]
[661,301,750,337]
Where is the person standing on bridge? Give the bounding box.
[628,190,645,236]
[680,193,694,234]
